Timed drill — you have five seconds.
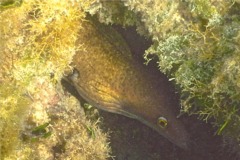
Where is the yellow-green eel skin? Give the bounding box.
[67,17,190,150]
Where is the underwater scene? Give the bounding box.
[1,0,240,159]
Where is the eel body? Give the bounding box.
[67,18,190,150]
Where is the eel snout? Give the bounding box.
[127,98,191,150]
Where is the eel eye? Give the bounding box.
[158,117,168,129]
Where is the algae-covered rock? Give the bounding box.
[0,0,111,159]
[4,80,111,160]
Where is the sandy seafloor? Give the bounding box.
[63,25,235,160]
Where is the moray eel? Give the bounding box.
[67,17,190,150]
